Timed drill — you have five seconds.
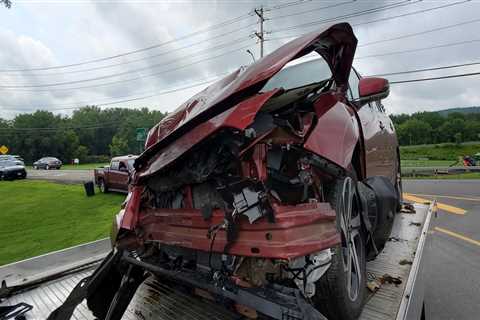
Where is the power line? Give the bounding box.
[355,39,480,60]
[0,37,251,87]
[0,12,254,73]
[357,18,480,47]
[0,43,253,90]
[268,0,471,37]
[266,0,313,11]
[267,17,480,46]
[268,0,355,20]
[7,32,253,77]
[353,0,471,29]
[0,124,123,137]
[6,68,480,116]
[371,61,480,77]
[0,72,229,112]
[390,71,480,84]
[3,1,466,88]
[0,122,122,131]
[272,0,419,33]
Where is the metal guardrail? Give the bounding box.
[402,166,480,176]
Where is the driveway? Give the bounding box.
[27,169,93,184]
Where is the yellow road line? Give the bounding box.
[403,193,466,215]
[435,227,480,247]
[409,193,480,202]
[403,193,431,204]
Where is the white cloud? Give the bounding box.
[1,0,480,119]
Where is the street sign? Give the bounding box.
[0,145,8,155]
[136,128,147,142]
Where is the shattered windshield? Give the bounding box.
[261,57,332,92]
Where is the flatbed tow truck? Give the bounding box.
[0,202,434,320]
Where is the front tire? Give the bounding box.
[314,175,366,320]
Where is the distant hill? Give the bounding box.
[436,106,480,116]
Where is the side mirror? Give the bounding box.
[356,77,390,106]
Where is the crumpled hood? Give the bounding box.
[136,22,357,172]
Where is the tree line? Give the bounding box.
[391,111,480,146]
[2,106,480,164]
[0,106,166,164]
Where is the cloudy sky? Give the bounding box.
[1,0,480,119]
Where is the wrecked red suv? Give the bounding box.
[51,23,401,320]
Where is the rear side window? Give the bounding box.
[111,161,119,170]
[127,159,135,170]
[119,161,127,171]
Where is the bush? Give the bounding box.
[84,155,111,164]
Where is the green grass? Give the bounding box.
[61,163,108,170]
[404,172,480,180]
[400,142,480,161]
[401,159,460,167]
[0,180,124,266]
[27,163,107,170]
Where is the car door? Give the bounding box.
[349,69,388,178]
[40,158,47,169]
[116,160,130,191]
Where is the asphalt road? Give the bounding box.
[27,169,93,184]
[404,179,480,320]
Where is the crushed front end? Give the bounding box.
[108,85,356,319]
[49,23,361,320]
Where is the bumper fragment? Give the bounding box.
[131,202,340,260]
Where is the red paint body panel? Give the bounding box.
[139,89,279,179]
[121,185,142,230]
[138,202,340,260]
[359,77,389,97]
[304,96,359,168]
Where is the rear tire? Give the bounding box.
[314,175,366,320]
[99,179,108,193]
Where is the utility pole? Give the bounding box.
[254,6,265,58]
